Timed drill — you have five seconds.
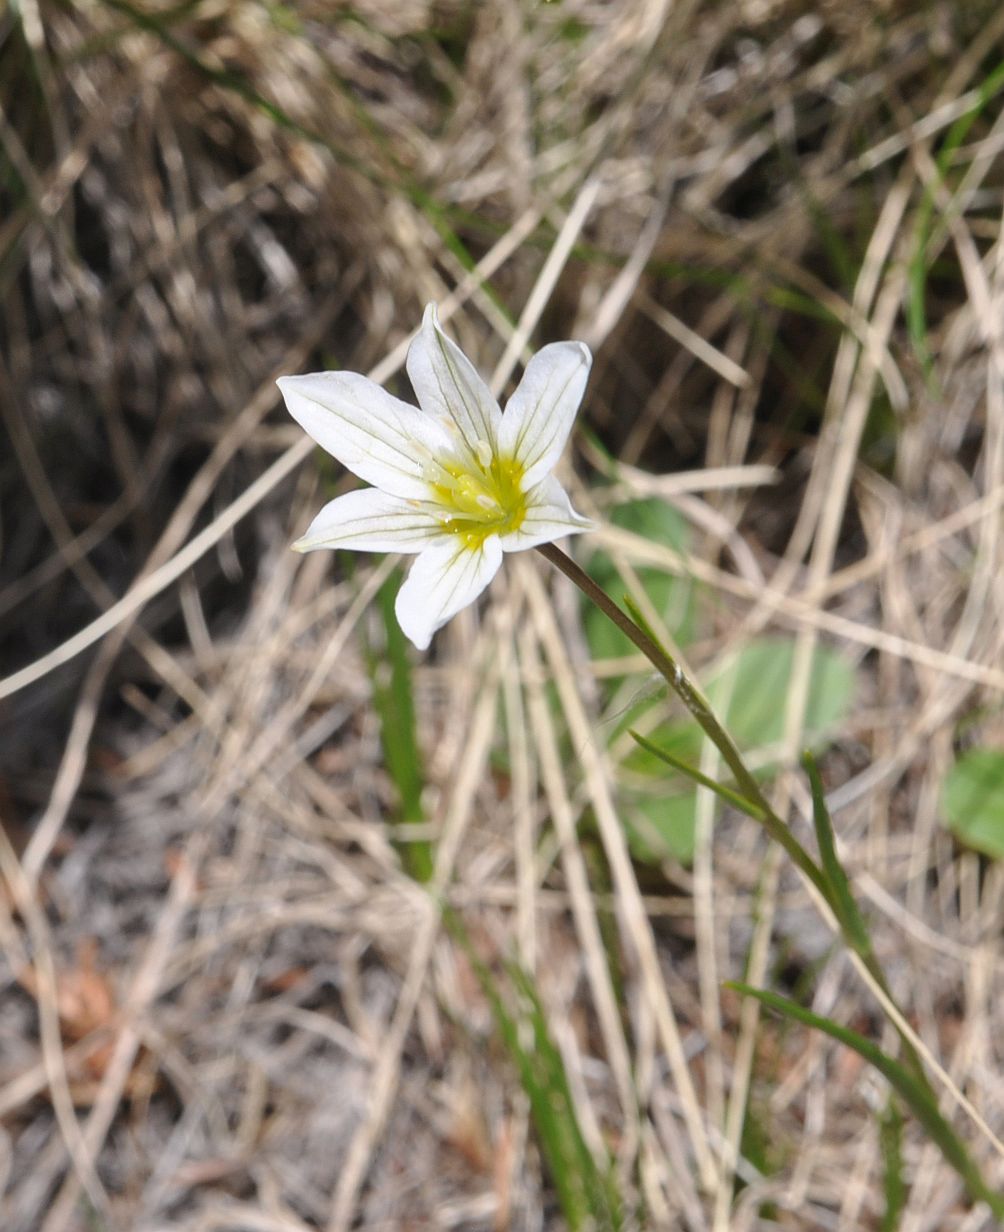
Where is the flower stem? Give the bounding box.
[537,540,932,1061]
[535,541,829,898]
[536,541,1003,1214]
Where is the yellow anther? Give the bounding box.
[427,450,528,547]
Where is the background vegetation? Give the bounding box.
[2,1,1004,1228]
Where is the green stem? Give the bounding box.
[539,544,925,1080]
[539,541,939,1077]
[535,542,830,901]
[536,542,1001,1213]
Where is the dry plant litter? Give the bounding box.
[2,2,1004,1229]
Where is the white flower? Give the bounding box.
[278,304,592,649]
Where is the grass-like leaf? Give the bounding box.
[445,912,623,1231]
[907,58,1004,380]
[879,1100,907,1232]
[803,751,871,954]
[368,568,432,882]
[627,729,766,822]
[728,982,1004,1219]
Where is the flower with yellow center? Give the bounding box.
[278,305,592,649]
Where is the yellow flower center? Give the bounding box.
[429,452,528,549]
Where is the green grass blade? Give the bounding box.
[801,754,929,1083]
[802,751,871,954]
[907,59,1004,380]
[368,568,432,882]
[508,964,624,1231]
[444,913,623,1230]
[879,1100,907,1232]
[727,982,1004,1219]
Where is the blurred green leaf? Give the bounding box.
[739,1097,784,1194]
[584,499,695,664]
[942,748,1004,859]
[707,639,855,751]
[629,793,700,863]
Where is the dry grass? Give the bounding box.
[2,1,1004,1229]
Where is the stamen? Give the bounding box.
[421,455,461,487]
[426,450,528,547]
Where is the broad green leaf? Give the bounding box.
[628,794,701,864]
[942,748,1004,859]
[707,639,855,751]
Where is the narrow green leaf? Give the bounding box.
[628,730,766,821]
[907,59,1004,381]
[802,751,871,954]
[443,912,622,1230]
[879,1100,907,1232]
[727,982,1004,1218]
[622,591,660,647]
[368,568,432,882]
[507,966,623,1231]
